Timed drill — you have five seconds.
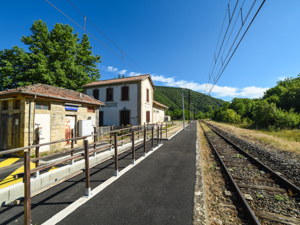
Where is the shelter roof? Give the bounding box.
[83,74,155,89]
[153,100,168,109]
[0,84,105,106]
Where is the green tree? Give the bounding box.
[0,20,102,92]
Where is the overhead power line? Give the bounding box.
[45,0,146,74]
[205,0,266,95]
[208,0,266,95]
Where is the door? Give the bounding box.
[146,111,150,123]
[65,116,76,145]
[120,111,130,126]
[0,114,8,149]
[99,111,103,127]
[11,113,21,149]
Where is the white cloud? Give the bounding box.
[119,70,127,75]
[277,76,287,81]
[102,66,268,99]
[129,72,140,77]
[102,66,127,75]
[151,74,268,99]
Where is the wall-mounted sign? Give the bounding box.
[65,105,78,111]
[104,103,117,107]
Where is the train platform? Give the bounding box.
[0,122,197,225]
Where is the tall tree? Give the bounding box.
[0,20,102,92]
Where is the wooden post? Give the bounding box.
[35,130,40,177]
[138,125,140,140]
[143,126,146,156]
[71,129,75,165]
[24,150,31,225]
[157,125,159,146]
[166,122,168,139]
[131,131,135,164]
[84,140,91,197]
[110,126,112,150]
[151,126,154,151]
[114,134,118,176]
[93,127,97,157]
[160,125,163,144]
[121,124,124,146]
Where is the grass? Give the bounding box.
[275,195,283,201]
[207,121,300,155]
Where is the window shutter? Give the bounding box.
[146,111,150,122]
[106,88,113,101]
[93,89,99,100]
[146,89,149,102]
[122,86,129,100]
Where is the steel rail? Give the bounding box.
[199,122,260,225]
[204,122,300,196]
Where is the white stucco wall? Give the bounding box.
[141,78,154,124]
[153,107,165,123]
[86,83,138,126]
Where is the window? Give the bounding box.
[146,111,150,123]
[2,101,8,110]
[36,101,50,110]
[93,89,99,100]
[121,86,129,100]
[106,88,113,101]
[87,106,95,113]
[146,89,149,102]
[14,100,20,109]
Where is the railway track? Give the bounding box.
[200,121,300,225]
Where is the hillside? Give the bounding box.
[153,86,225,112]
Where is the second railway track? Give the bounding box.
[200,121,300,225]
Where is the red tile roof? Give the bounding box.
[0,84,104,106]
[153,100,168,109]
[83,74,155,89]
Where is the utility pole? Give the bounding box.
[182,89,185,130]
[188,89,191,123]
[190,102,192,123]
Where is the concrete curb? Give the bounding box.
[42,143,164,225]
[193,122,209,224]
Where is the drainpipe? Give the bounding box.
[28,95,37,147]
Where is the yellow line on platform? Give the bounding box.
[0,162,36,189]
[49,166,58,172]
[0,157,20,169]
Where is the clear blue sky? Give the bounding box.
[1,0,299,101]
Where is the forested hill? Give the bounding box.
[153,86,225,112]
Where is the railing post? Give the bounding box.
[24,150,31,225]
[166,122,168,139]
[71,129,75,165]
[143,126,146,157]
[110,126,112,150]
[93,127,97,157]
[151,126,154,151]
[35,130,40,178]
[160,125,163,145]
[114,134,118,176]
[157,125,159,146]
[121,124,124,146]
[84,140,91,197]
[131,131,135,164]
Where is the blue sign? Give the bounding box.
[65,105,78,111]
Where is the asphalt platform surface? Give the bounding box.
[0,122,196,225]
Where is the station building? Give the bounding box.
[0,84,104,153]
[83,74,168,126]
